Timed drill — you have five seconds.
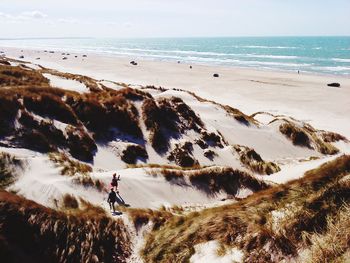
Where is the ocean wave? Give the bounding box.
[331,58,350,63]
[239,61,310,67]
[244,54,299,59]
[239,45,300,49]
[312,66,350,72]
[98,50,309,68]
[105,47,301,60]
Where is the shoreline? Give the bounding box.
[1,46,350,137]
[1,44,349,79]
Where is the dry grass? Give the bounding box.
[49,152,104,191]
[18,110,66,148]
[141,155,350,262]
[41,68,102,92]
[158,166,269,196]
[300,204,350,263]
[49,152,92,176]
[0,152,23,188]
[0,190,131,263]
[0,64,149,161]
[71,89,143,140]
[0,93,21,137]
[62,193,79,209]
[23,92,78,125]
[167,142,198,167]
[121,144,148,164]
[141,96,205,153]
[0,64,49,88]
[149,86,257,126]
[141,98,170,153]
[234,145,281,175]
[279,121,339,155]
[280,122,312,147]
[122,207,173,232]
[200,130,224,148]
[65,126,97,162]
[320,131,348,143]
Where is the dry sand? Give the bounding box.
[2,46,350,137]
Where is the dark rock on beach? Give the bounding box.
[327,83,340,88]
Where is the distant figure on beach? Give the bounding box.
[298,70,300,74]
[107,188,117,212]
[190,65,192,69]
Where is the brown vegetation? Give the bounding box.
[0,64,49,88]
[49,152,104,191]
[23,92,78,125]
[68,90,144,140]
[280,122,311,147]
[234,145,281,175]
[300,204,350,263]
[121,144,148,164]
[279,121,339,155]
[159,166,269,195]
[320,131,348,143]
[142,98,170,153]
[0,152,23,188]
[0,64,151,161]
[203,149,217,160]
[49,152,92,176]
[0,94,21,137]
[142,96,204,153]
[66,126,97,162]
[62,193,79,209]
[123,207,173,232]
[167,142,198,167]
[200,130,224,148]
[147,86,257,126]
[141,155,350,262]
[0,190,131,263]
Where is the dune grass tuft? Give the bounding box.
[158,166,269,196]
[234,145,281,175]
[0,152,23,188]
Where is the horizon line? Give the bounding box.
[1,35,350,41]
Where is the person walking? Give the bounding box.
[111,173,120,192]
[107,188,117,212]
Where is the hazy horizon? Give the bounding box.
[1,0,350,38]
[1,36,350,40]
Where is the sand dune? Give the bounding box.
[2,46,350,137]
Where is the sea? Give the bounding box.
[1,36,350,76]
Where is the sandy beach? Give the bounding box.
[2,46,350,138]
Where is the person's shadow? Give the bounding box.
[116,192,130,207]
[112,211,123,216]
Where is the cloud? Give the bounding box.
[0,10,48,22]
[22,11,48,19]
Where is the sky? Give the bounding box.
[0,0,349,38]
